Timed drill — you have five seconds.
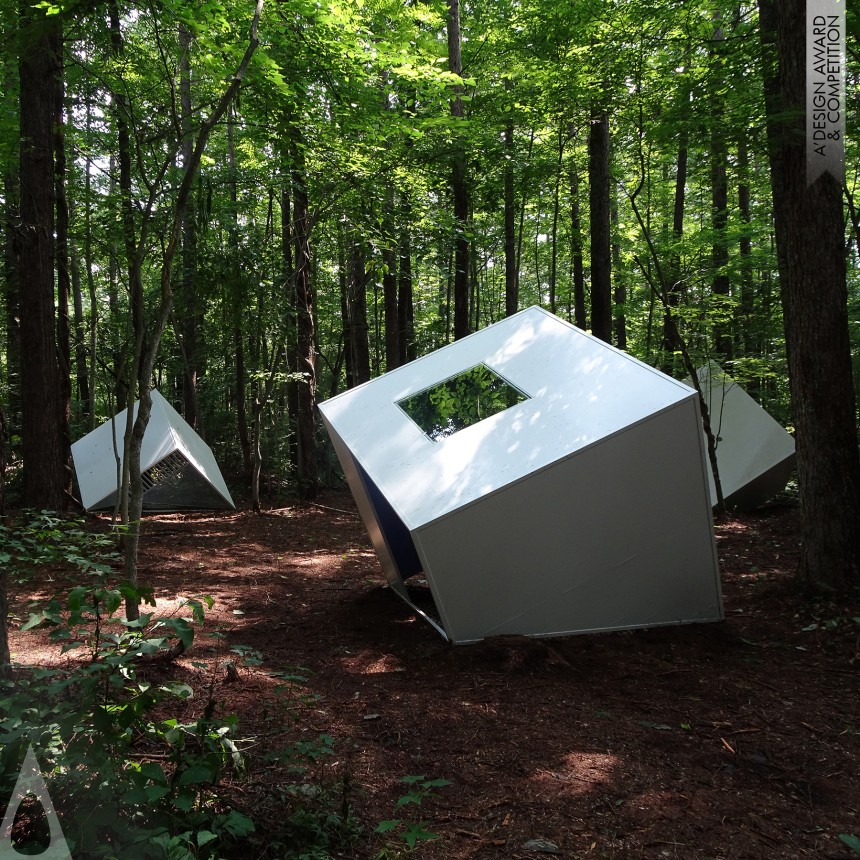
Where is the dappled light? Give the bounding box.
[5,493,858,859]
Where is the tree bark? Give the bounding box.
[18,5,65,510]
[504,113,518,318]
[759,0,860,591]
[54,60,73,504]
[291,140,317,500]
[569,159,586,329]
[3,172,20,447]
[178,22,203,432]
[737,134,756,357]
[397,212,416,364]
[611,187,626,349]
[347,237,371,386]
[588,105,612,343]
[448,0,470,339]
[664,130,688,356]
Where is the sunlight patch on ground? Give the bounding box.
[338,651,406,675]
[529,752,618,796]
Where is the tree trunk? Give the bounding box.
[3,172,20,448]
[710,122,732,360]
[504,114,518,318]
[178,23,203,432]
[569,159,586,329]
[759,0,860,591]
[382,188,399,371]
[292,141,317,500]
[737,134,756,357]
[548,123,565,315]
[664,130,688,357]
[397,211,416,364]
[611,187,626,349]
[18,5,65,510]
[281,173,299,475]
[588,105,612,343]
[448,0,470,340]
[347,238,371,386]
[54,61,73,504]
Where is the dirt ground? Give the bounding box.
[8,491,860,859]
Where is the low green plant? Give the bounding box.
[1,525,250,860]
[840,834,860,857]
[0,510,120,586]
[374,775,451,856]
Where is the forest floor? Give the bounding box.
[8,491,860,860]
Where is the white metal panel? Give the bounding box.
[414,399,722,643]
[319,307,697,530]
[688,362,796,508]
[71,389,234,511]
[72,395,176,510]
[153,391,235,508]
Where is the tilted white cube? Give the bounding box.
[319,307,722,644]
[687,362,796,509]
[72,389,235,512]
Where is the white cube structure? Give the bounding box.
[72,389,235,512]
[320,307,722,644]
[688,362,796,509]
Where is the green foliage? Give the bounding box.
[0,515,246,858]
[374,775,451,856]
[0,511,120,586]
[840,834,860,856]
[398,364,526,441]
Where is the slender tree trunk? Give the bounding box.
[548,123,565,314]
[588,105,612,343]
[18,4,64,510]
[710,21,732,361]
[3,172,20,446]
[570,158,586,329]
[611,188,626,349]
[664,130,688,356]
[737,134,756,357]
[382,188,399,371]
[504,112,518,317]
[291,140,317,500]
[54,60,73,504]
[448,0,470,339]
[281,173,299,475]
[397,209,416,364]
[178,23,202,431]
[347,237,371,386]
[710,128,732,360]
[759,0,860,590]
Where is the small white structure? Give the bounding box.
[72,389,235,512]
[319,306,722,644]
[687,362,796,509]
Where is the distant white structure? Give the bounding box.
[71,389,235,512]
[319,306,723,644]
[687,362,796,510]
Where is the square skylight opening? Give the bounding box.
[397,363,529,442]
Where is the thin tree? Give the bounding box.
[588,105,612,343]
[110,0,266,618]
[448,0,470,339]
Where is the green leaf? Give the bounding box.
[178,764,215,785]
[196,831,218,848]
[839,834,860,856]
[374,820,401,833]
[220,810,255,838]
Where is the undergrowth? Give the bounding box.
[0,512,447,859]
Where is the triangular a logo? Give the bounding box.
[0,745,72,859]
